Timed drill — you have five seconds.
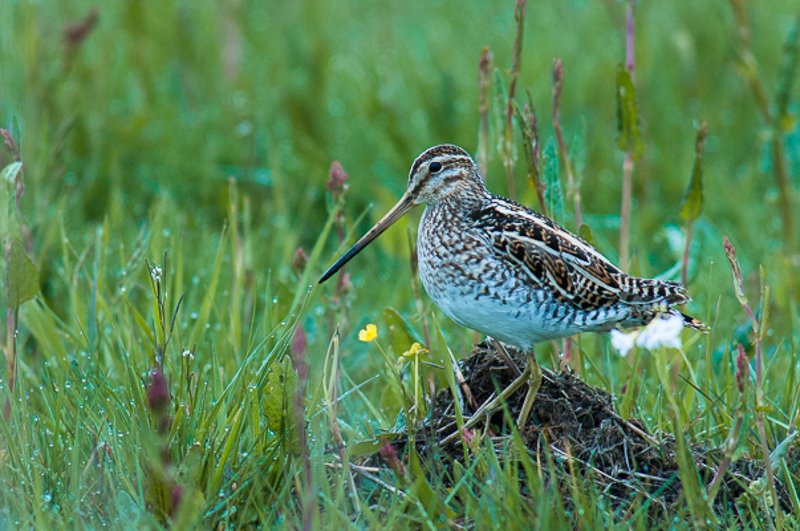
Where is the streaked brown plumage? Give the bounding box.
[320,144,705,352]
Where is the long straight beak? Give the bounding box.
[319,192,416,283]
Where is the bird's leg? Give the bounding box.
[440,365,531,445]
[490,338,541,429]
[441,342,541,444]
[489,337,522,378]
[516,350,542,429]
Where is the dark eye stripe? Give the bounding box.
[410,174,433,196]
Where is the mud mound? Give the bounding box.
[363,340,792,523]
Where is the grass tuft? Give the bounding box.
[1,0,799,528]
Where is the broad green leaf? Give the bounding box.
[679,166,703,223]
[680,123,707,223]
[723,237,748,309]
[379,381,405,424]
[115,491,141,527]
[8,239,39,307]
[1,161,22,185]
[577,223,594,246]
[263,356,297,431]
[348,435,397,458]
[383,307,423,356]
[543,137,563,224]
[615,64,644,159]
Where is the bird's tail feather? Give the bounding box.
[679,311,708,331]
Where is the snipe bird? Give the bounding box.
[319,144,705,426]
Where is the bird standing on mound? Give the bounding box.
[319,144,705,426]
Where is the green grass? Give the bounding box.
[1,0,799,528]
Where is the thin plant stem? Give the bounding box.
[619,0,636,271]
[552,59,583,366]
[408,233,431,349]
[323,330,360,513]
[707,408,744,502]
[502,0,527,200]
[723,238,782,528]
[478,47,492,180]
[552,58,582,228]
[518,100,547,215]
[681,122,708,286]
[681,224,693,287]
[620,152,634,270]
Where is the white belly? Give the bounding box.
[425,278,584,350]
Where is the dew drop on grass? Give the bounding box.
[192,276,200,285]
[163,229,170,237]
[190,312,198,319]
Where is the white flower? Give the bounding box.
[611,329,636,357]
[635,313,684,351]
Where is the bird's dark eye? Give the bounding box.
[429,162,442,173]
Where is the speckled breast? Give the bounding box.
[416,204,592,349]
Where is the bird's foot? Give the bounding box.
[516,353,542,429]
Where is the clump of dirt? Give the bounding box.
[363,340,794,524]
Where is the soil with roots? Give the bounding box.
[360,340,793,526]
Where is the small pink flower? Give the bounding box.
[327,161,349,200]
[379,436,406,477]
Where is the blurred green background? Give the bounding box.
[2,0,799,402]
[1,0,799,526]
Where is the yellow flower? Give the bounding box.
[358,324,378,342]
[401,342,428,358]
